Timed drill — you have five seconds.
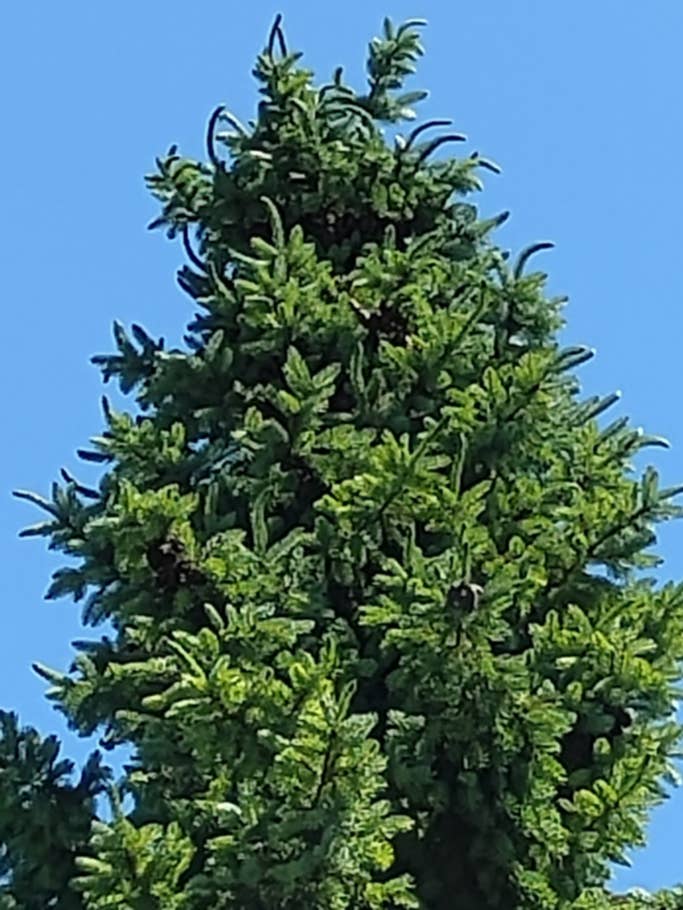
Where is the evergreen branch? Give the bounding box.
[207,260,234,298]
[513,241,555,279]
[376,416,448,522]
[267,13,287,58]
[260,195,286,249]
[548,500,654,598]
[449,432,468,498]
[217,108,249,137]
[469,150,502,174]
[12,489,61,519]
[60,468,100,501]
[308,734,338,810]
[206,105,225,168]
[401,118,453,152]
[181,224,207,273]
[414,133,468,166]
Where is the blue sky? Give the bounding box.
[2,0,682,893]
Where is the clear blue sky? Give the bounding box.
[2,0,682,893]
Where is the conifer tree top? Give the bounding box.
[5,15,683,910]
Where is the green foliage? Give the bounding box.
[0,712,110,910]
[73,808,194,910]
[5,14,683,910]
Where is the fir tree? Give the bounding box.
[5,15,683,910]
